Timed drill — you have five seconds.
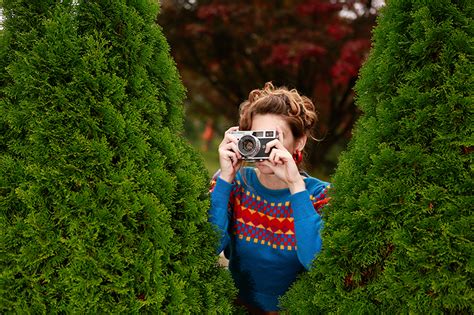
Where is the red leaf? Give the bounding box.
[331,39,371,85]
[297,1,344,16]
[264,44,292,66]
[197,4,230,21]
[327,23,353,40]
[298,43,327,57]
[184,23,208,35]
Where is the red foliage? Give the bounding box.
[265,44,293,66]
[296,1,344,16]
[184,23,209,35]
[265,43,327,67]
[331,39,371,86]
[327,23,353,40]
[159,0,380,173]
[197,4,232,21]
[297,43,327,60]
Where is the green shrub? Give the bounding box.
[281,0,473,313]
[0,0,235,313]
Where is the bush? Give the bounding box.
[281,0,473,313]
[0,0,235,313]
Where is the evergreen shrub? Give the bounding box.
[0,0,235,313]
[281,0,473,313]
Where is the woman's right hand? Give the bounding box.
[218,126,242,183]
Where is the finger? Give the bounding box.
[264,139,286,153]
[225,132,240,144]
[269,150,278,165]
[225,126,239,134]
[219,126,239,147]
[232,153,245,168]
[275,154,283,165]
[274,154,282,165]
[221,142,242,159]
[219,145,235,157]
[233,155,242,167]
[224,151,238,164]
[220,133,239,148]
[270,149,286,165]
[230,142,242,159]
[272,148,293,163]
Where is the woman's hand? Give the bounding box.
[262,128,305,194]
[218,126,242,183]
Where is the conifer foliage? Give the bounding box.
[0,0,235,313]
[281,0,473,313]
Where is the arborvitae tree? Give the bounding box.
[281,0,473,313]
[0,0,235,313]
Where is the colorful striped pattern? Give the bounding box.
[229,182,330,251]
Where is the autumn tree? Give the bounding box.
[159,0,381,175]
[0,0,235,312]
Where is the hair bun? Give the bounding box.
[239,82,318,141]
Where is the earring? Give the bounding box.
[293,150,303,164]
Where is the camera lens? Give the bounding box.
[238,135,260,157]
[243,139,254,151]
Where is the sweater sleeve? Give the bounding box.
[209,174,234,254]
[291,189,328,270]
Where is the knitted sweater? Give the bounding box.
[209,167,330,311]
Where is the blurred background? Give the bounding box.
[0,1,384,182]
[158,0,384,181]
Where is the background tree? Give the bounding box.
[159,0,382,176]
[281,0,473,313]
[0,0,4,34]
[0,0,235,312]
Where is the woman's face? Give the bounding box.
[250,114,299,174]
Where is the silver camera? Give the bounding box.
[229,130,278,161]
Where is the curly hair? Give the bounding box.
[238,82,318,140]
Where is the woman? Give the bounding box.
[209,82,330,314]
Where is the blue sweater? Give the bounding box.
[209,167,330,311]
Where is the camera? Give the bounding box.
[229,130,279,161]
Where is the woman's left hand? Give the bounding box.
[262,128,306,194]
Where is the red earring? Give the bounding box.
[293,150,303,164]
